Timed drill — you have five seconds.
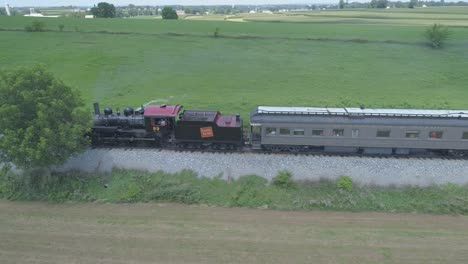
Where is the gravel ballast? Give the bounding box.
[58,149,468,187]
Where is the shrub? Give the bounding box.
[122,182,141,201]
[58,24,65,31]
[424,23,451,48]
[214,27,220,38]
[336,176,353,191]
[25,20,46,32]
[237,175,268,187]
[231,175,270,207]
[272,170,297,189]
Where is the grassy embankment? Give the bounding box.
[1,168,468,215]
[0,12,468,120]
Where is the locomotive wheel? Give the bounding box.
[288,146,301,153]
[271,146,281,152]
[450,150,468,157]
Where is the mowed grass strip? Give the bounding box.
[1,201,468,264]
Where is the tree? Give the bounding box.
[0,65,90,169]
[370,0,388,8]
[184,7,192,15]
[376,0,388,8]
[339,0,345,9]
[90,2,116,18]
[25,20,46,32]
[424,23,451,48]
[408,0,418,8]
[161,6,178,19]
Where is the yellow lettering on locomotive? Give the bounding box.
[200,127,214,138]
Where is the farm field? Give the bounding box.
[227,7,468,26]
[1,201,468,264]
[1,8,468,119]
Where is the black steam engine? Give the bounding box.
[91,102,244,149]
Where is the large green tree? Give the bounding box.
[161,7,178,20]
[90,2,116,18]
[0,65,90,169]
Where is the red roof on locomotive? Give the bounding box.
[144,105,182,117]
[216,115,240,127]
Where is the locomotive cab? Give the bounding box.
[143,104,183,139]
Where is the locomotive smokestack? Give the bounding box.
[93,102,101,115]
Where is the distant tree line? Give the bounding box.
[369,0,389,8]
[3,1,468,18]
[115,5,161,18]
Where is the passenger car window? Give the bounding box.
[463,132,468,139]
[352,129,359,138]
[266,127,276,135]
[376,130,391,138]
[333,129,344,137]
[293,129,305,136]
[312,129,324,136]
[429,131,443,139]
[406,131,420,139]
[279,128,290,135]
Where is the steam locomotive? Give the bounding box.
[91,103,243,149]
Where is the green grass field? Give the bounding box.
[1,8,468,119]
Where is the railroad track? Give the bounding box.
[92,145,468,161]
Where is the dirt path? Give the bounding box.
[1,201,467,264]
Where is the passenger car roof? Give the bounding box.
[254,106,468,119]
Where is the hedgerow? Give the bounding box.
[1,169,468,214]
